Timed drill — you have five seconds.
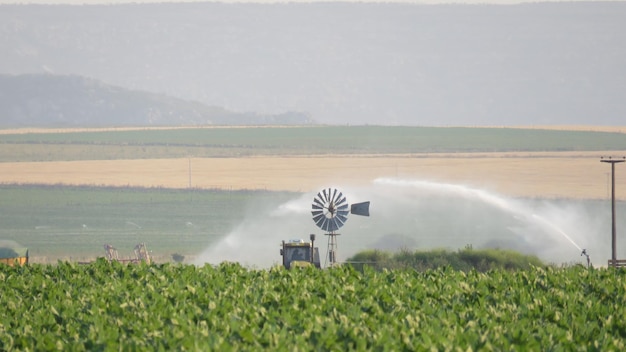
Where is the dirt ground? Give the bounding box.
[1,151,625,199]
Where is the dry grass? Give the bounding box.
[2,125,624,199]
[1,151,624,199]
[485,125,626,133]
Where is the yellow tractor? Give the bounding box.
[280,234,321,269]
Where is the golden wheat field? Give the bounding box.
[1,125,625,199]
[0,152,624,199]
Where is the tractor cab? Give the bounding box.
[280,235,321,269]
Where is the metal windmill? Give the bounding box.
[311,188,370,267]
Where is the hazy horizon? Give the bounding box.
[2,1,625,126]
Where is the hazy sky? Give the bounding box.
[3,0,625,125]
[2,0,625,4]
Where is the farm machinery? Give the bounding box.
[280,188,370,269]
[103,243,151,264]
[0,240,29,266]
[280,235,321,269]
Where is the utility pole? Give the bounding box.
[188,157,193,203]
[601,156,625,267]
[188,157,192,189]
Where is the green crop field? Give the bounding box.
[2,126,626,161]
[1,262,626,350]
[0,184,295,262]
[4,183,623,265]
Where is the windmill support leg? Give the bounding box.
[326,233,340,267]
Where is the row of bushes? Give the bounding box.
[346,246,545,272]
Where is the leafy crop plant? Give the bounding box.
[1,261,626,350]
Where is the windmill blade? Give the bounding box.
[312,210,324,219]
[313,213,326,228]
[337,209,349,219]
[336,201,348,218]
[322,218,330,231]
[312,202,324,211]
[314,192,322,206]
[350,201,370,216]
[322,189,329,203]
[336,213,348,226]
[319,217,330,231]
[336,194,347,207]
[327,219,337,232]
[331,217,343,232]
[314,193,325,206]
[331,188,338,203]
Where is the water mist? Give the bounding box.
[194,177,616,268]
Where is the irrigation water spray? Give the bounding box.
[194,178,613,268]
[373,178,585,250]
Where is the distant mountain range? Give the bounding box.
[1,2,625,126]
[0,74,313,127]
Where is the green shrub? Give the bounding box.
[347,247,545,272]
